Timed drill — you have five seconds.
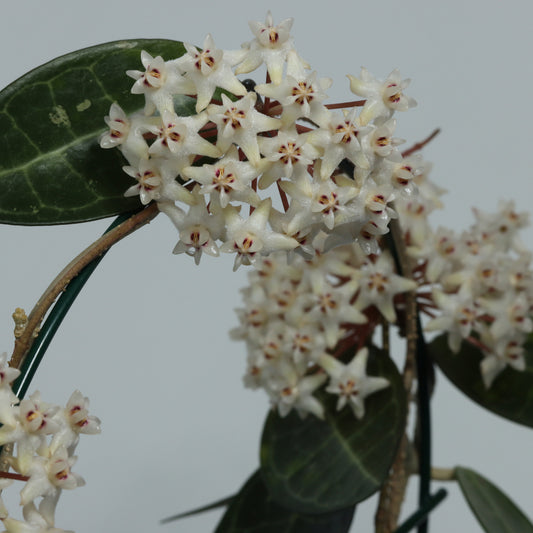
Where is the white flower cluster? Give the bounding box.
[233,164,532,417]
[401,193,533,388]
[0,353,100,533]
[231,243,416,419]
[101,10,531,407]
[100,12,418,269]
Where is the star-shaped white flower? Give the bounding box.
[220,198,299,270]
[208,93,281,166]
[370,118,404,162]
[390,154,424,195]
[306,276,366,348]
[147,110,221,163]
[310,174,361,231]
[100,106,151,165]
[127,51,168,93]
[319,348,390,419]
[159,190,224,265]
[266,359,327,419]
[355,252,417,322]
[308,108,371,179]
[257,128,317,189]
[100,103,130,149]
[479,333,526,389]
[236,11,296,85]
[255,71,332,127]
[123,159,195,206]
[126,50,194,115]
[20,446,85,506]
[175,34,247,112]
[425,289,480,353]
[182,145,261,208]
[348,68,417,125]
[49,390,101,455]
[123,160,164,205]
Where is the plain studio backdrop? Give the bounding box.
[1,1,532,532]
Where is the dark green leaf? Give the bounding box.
[161,494,234,524]
[260,346,406,514]
[455,466,533,533]
[429,333,533,427]
[0,39,194,225]
[215,470,355,533]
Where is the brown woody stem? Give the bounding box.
[375,217,418,532]
[375,433,409,533]
[401,128,441,158]
[9,203,160,372]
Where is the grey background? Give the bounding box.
[1,1,532,531]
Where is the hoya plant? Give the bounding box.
[0,11,532,533]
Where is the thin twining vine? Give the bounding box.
[9,203,159,372]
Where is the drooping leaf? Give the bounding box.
[455,466,533,533]
[161,494,235,524]
[215,470,355,533]
[0,39,195,225]
[429,333,533,427]
[260,346,406,514]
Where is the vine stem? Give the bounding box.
[401,128,440,158]
[375,217,418,533]
[375,129,441,532]
[390,218,419,394]
[0,471,29,482]
[9,203,159,371]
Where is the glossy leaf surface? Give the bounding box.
[260,346,406,514]
[429,333,533,427]
[215,471,355,533]
[456,467,533,533]
[0,39,193,225]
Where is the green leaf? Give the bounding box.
[455,466,533,533]
[429,333,533,427]
[215,471,355,533]
[0,39,194,225]
[260,346,406,514]
[161,494,235,524]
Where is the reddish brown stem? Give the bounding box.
[295,124,314,134]
[401,128,441,158]
[466,335,490,353]
[276,180,290,212]
[419,307,437,319]
[325,99,366,110]
[198,123,218,139]
[10,203,160,371]
[250,178,258,216]
[375,217,418,532]
[186,93,222,106]
[0,471,29,482]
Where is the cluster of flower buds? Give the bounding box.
[100,12,419,269]
[0,353,100,533]
[404,197,532,388]
[231,244,416,419]
[103,11,532,416]
[233,161,533,418]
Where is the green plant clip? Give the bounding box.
[11,210,138,399]
[394,489,448,533]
